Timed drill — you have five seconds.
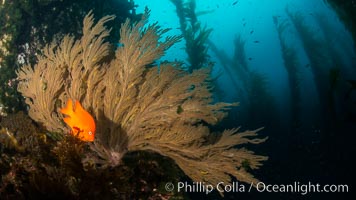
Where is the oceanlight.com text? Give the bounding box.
[256,181,349,195]
[167,181,349,195]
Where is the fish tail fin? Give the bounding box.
[74,100,84,112]
[60,99,74,115]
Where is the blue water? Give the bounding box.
[135,0,355,103]
[133,0,356,199]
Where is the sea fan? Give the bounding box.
[16,12,267,195]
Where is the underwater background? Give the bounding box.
[0,0,355,199]
[134,0,356,198]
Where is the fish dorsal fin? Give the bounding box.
[60,99,74,115]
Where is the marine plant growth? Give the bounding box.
[2,12,267,197]
[170,0,212,72]
[0,0,139,114]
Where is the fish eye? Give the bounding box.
[88,131,92,135]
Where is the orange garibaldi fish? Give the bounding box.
[60,99,96,142]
